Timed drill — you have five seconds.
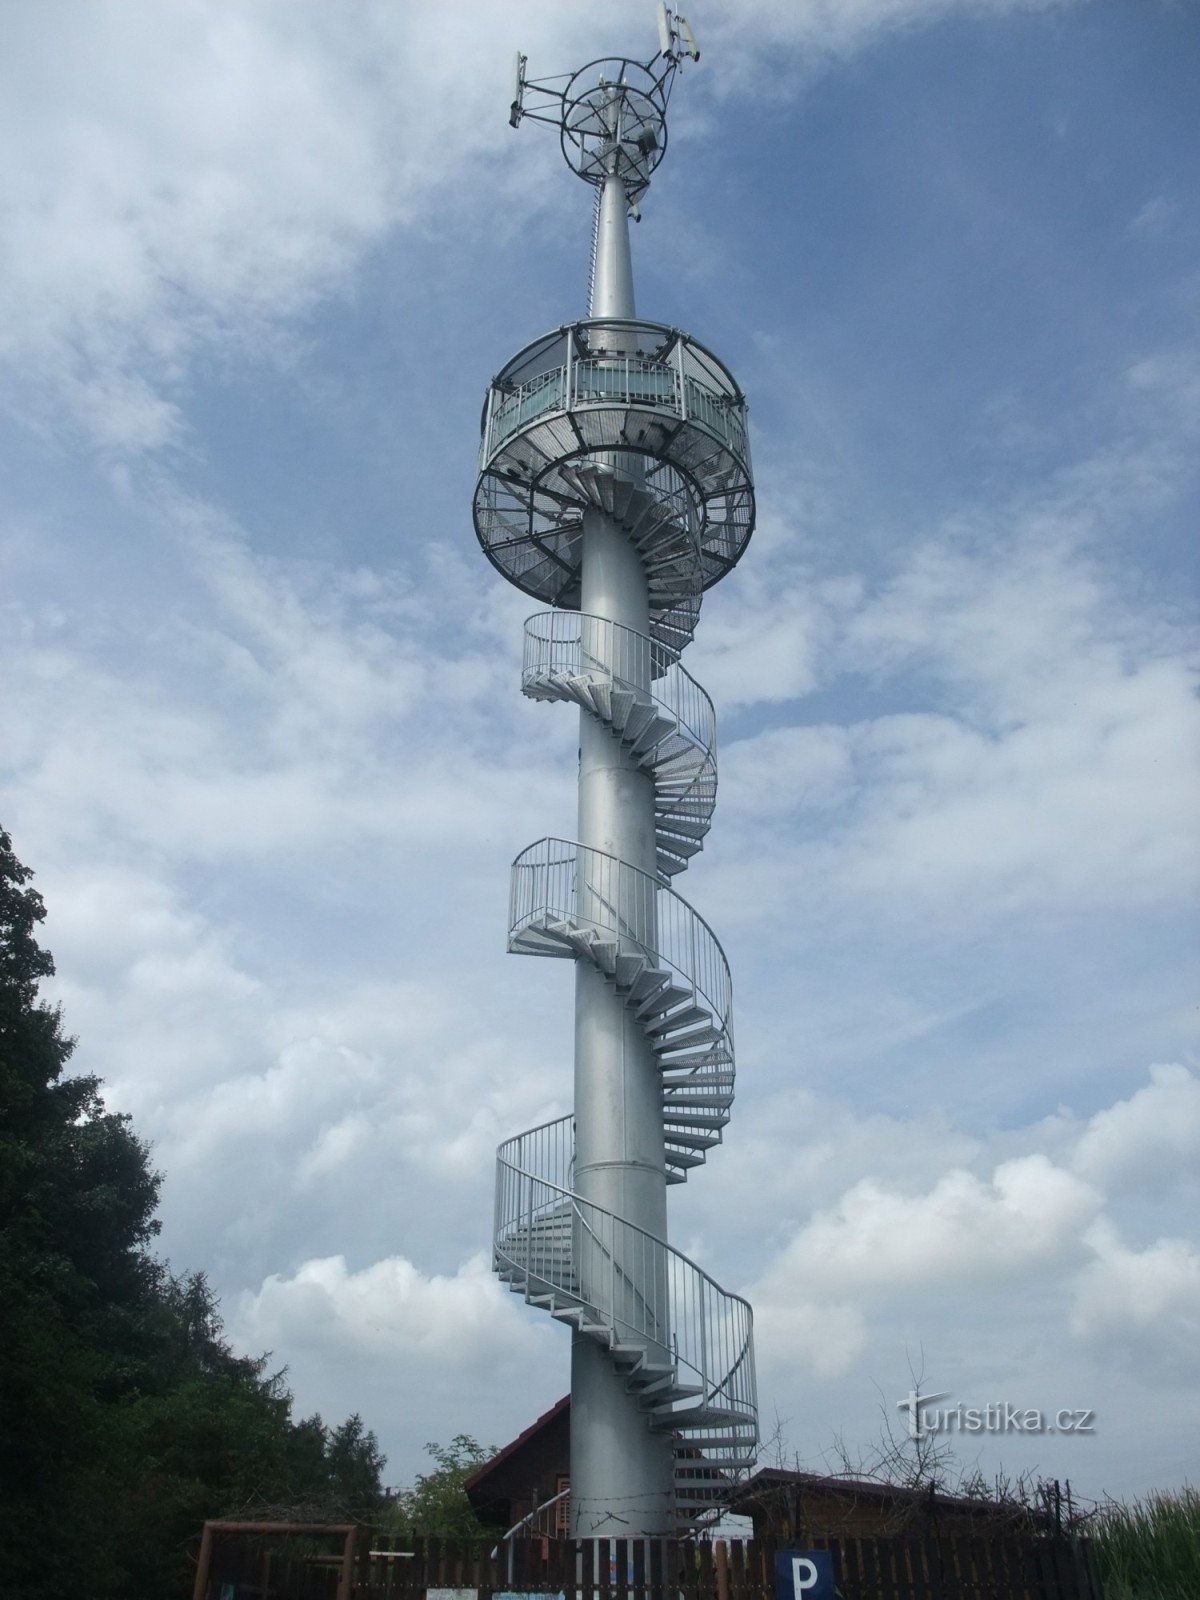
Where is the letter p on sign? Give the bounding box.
[793,1559,818,1591]
[774,1550,834,1600]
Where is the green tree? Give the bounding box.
[0,828,163,1595]
[327,1412,388,1512]
[0,830,387,1598]
[390,1435,495,1536]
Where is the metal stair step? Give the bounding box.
[609,686,637,726]
[564,674,601,713]
[656,793,711,815]
[659,1054,733,1076]
[627,966,672,1005]
[554,462,587,499]
[591,938,618,975]
[590,678,614,719]
[656,782,711,803]
[655,1025,724,1054]
[658,815,709,840]
[657,833,703,861]
[660,1055,733,1076]
[662,1110,728,1130]
[662,1147,706,1169]
[657,752,711,775]
[635,510,685,548]
[662,1440,755,1452]
[632,713,678,752]
[609,1342,648,1369]
[619,699,657,744]
[638,1383,704,1407]
[614,951,650,988]
[624,1361,676,1390]
[662,1130,722,1152]
[645,1004,711,1038]
[636,982,692,1019]
[657,811,711,836]
[653,1403,757,1428]
[623,489,666,537]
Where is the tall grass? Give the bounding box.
[1091,1489,1199,1600]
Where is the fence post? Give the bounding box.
[337,1526,357,1600]
[191,1522,214,1600]
[714,1540,730,1600]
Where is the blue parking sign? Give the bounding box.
[775,1549,835,1600]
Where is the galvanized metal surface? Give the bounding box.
[473,27,758,1537]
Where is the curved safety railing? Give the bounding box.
[522,611,717,878]
[473,318,755,622]
[495,1119,758,1478]
[482,320,751,473]
[508,837,732,1065]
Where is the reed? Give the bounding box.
[1091,1489,1200,1599]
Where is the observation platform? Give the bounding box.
[473,318,754,642]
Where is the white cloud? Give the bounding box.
[236,1250,543,1368]
[1071,1224,1200,1382]
[766,1155,1101,1293]
[711,498,1200,929]
[1072,1065,1200,1193]
[229,1249,569,1476]
[753,1296,869,1381]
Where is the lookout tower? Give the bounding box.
[476,9,759,1537]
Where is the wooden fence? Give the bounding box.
[194,1529,1105,1600]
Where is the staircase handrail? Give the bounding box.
[495,1139,756,1455]
[523,608,716,738]
[509,836,733,1053]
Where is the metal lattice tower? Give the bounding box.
[475,9,758,1537]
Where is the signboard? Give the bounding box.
[774,1549,836,1600]
[494,1592,566,1600]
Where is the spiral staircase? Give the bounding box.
[475,314,759,1524]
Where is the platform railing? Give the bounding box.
[495,1119,757,1458]
[508,837,733,1060]
[483,319,751,469]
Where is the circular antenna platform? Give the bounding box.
[561,58,669,198]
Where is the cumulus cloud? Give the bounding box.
[711,471,1200,930]
[730,1065,1199,1401]
[231,1251,566,1465]
[764,1156,1101,1293]
[236,1250,544,1368]
[1071,1224,1200,1382]
[1072,1065,1200,1192]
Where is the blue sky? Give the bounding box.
[2,0,1197,1501]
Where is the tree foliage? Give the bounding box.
[389,1435,496,1537]
[0,830,386,1599]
